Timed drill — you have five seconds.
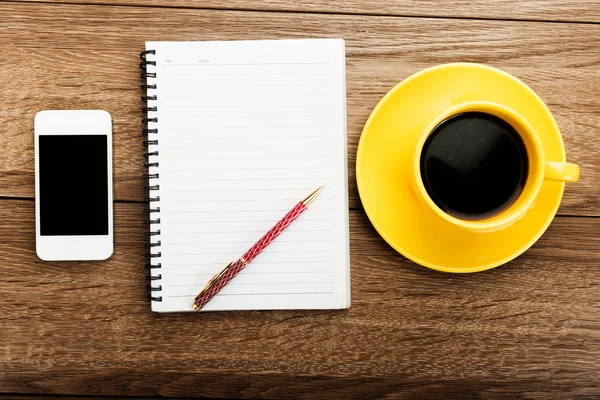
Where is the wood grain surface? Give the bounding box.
[0,397,162,400]
[1,199,599,398]
[1,1,600,398]
[8,0,600,23]
[1,3,599,215]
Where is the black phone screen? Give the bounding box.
[39,135,109,236]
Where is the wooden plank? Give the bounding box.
[7,0,600,23]
[0,397,162,400]
[1,4,599,215]
[0,198,599,397]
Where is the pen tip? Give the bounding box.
[302,186,324,207]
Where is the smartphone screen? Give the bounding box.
[39,135,109,236]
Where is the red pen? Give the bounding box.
[192,186,324,311]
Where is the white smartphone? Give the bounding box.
[35,110,114,261]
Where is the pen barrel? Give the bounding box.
[242,201,306,264]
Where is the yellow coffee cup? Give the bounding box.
[412,101,579,231]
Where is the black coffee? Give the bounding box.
[420,112,528,220]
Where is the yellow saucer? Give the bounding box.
[356,63,567,273]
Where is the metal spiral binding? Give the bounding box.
[140,49,162,302]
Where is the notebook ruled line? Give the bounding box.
[165,220,331,226]
[160,94,329,98]
[168,260,333,266]
[163,62,332,66]
[162,83,327,88]
[163,167,330,172]
[160,197,333,203]
[166,229,333,235]
[163,124,332,130]
[161,114,331,119]
[160,104,332,109]
[168,271,334,276]
[162,211,331,216]
[162,177,330,183]
[166,250,334,256]
[169,281,335,287]
[163,187,329,192]
[162,72,331,77]
[162,156,331,161]
[159,136,330,141]
[169,292,335,298]
[165,241,333,245]
[160,198,333,204]
[162,145,332,151]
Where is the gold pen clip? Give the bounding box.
[194,261,234,302]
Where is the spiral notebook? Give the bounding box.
[141,39,350,312]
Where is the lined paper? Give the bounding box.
[146,39,350,312]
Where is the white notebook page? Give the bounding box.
[145,39,350,312]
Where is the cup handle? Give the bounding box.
[544,161,580,182]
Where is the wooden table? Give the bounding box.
[1,1,599,398]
